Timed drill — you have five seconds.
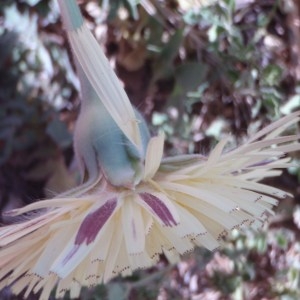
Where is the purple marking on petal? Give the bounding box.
[62,245,80,266]
[246,158,278,168]
[132,219,136,239]
[139,192,177,227]
[75,198,117,245]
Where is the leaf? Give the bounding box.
[107,0,122,21]
[262,64,282,86]
[293,206,300,230]
[124,0,139,20]
[158,28,184,69]
[280,95,300,115]
[175,62,207,92]
[26,0,42,6]
[107,283,127,300]
[170,62,207,107]
[183,10,201,26]
[0,135,13,165]
[207,24,219,42]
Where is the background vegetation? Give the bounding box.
[0,0,300,299]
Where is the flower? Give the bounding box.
[0,112,299,300]
[0,1,299,299]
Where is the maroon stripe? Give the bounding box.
[139,192,177,227]
[75,198,117,245]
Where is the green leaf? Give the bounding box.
[159,29,184,64]
[262,64,282,86]
[255,235,267,254]
[207,24,219,42]
[276,232,289,250]
[107,283,127,300]
[106,0,122,20]
[226,0,235,14]
[124,0,139,20]
[175,62,207,92]
[280,95,300,115]
[183,10,201,26]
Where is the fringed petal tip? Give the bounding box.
[0,186,230,299]
[0,184,287,300]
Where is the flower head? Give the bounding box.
[0,112,299,299]
[0,1,299,299]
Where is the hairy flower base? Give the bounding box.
[0,112,299,300]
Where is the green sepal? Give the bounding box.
[58,0,84,30]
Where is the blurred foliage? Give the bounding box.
[0,0,77,212]
[96,0,300,155]
[0,0,300,299]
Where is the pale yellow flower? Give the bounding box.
[0,1,299,299]
[0,112,299,300]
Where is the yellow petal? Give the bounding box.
[161,181,238,213]
[103,215,123,282]
[143,132,165,180]
[138,191,180,227]
[122,196,145,254]
[247,111,300,142]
